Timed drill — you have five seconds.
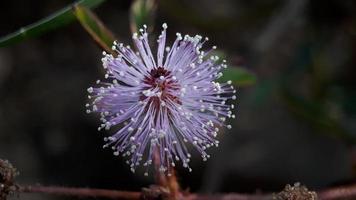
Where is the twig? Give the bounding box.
[18,185,270,200]
[3,159,356,200]
[318,184,356,200]
[18,185,141,200]
[186,193,270,200]
[12,183,356,200]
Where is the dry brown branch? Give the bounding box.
[11,183,356,200]
[19,185,141,199]
[2,158,356,200]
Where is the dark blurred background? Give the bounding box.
[1,0,356,199]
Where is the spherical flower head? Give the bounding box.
[86,24,236,175]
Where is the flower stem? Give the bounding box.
[153,148,180,199]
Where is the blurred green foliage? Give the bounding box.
[0,0,256,86]
[282,90,355,143]
[0,0,106,47]
[220,67,257,86]
[1,0,354,145]
[74,5,115,54]
[130,0,156,33]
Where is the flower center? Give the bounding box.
[141,67,181,105]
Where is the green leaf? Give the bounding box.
[73,5,115,54]
[0,0,106,47]
[130,0,157,34]
[220,67,257,86]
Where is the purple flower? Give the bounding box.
[86,24,236,175]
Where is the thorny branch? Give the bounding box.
[1,159,356,200]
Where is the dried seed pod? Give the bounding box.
[0,159,18,200]
[273,182,318,200]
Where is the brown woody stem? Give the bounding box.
[12,183,356,200]
[18,185,140,200]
